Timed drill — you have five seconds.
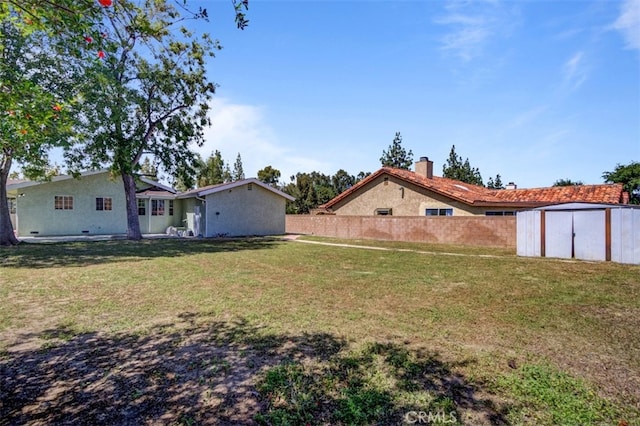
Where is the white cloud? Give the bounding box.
[612,0,640,50]
[563,51,588,90]
[198,98,327,183]
[435,0,518,61]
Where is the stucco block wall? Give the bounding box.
[330,175,501,216]
[15,173,127,236]
[206,183,286,236]
[286,215,516,248]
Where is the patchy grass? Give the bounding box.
[1,237,639,424]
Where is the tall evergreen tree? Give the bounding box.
[442,145,483,186]
[232,153,245,181]
[380,132,413,169]
[487,174,505,189]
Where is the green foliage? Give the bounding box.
[232,153,245,181]
[495,363,620,425]
[257,165,281,187]
[552,178,584,187]
[196,151,229,187]
[256,343,463,425]
[0,20,78,245]
[332,169,355,194]
[487,174,505,189]
[442,145,483,186]
[380,132,413,169]
[64,0,221,239]
[283,172,336,213]
[603,161,640,204]
[139,157,159,180]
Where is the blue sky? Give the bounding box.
[192,1,637,187]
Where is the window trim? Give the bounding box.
[54,195,74,210]
[137,199,146,216]
[425,208,453,216]
[168,200,174,216]
[485,211,515,216]
[151,199,165,216]
[96,197,113,211]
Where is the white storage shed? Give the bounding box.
[517,203,640,264]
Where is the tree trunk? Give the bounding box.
[121,171,142,240]
[0,156,19,246]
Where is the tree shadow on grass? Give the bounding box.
[0,314,510,425]
[0,237,283,269]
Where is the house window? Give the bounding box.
[137,199,146,216]
[96,197,113,211]
[54,195,73,210]
[151,199,165,216]
[375,208,392,216]
[169,200,174,216]
[485,211,515,216]
[248,183,253,190]
[425,208,453,216]
[8,198,16,214]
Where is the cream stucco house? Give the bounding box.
[6,170,294,238]
[319,157,628,216]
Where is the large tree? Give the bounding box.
[0,22,77,245]
[603,161,640,204]
[442,145,483,186]
[64,0,223,240]
[380,132,413,169]
[196,151,229,187]
[257,165,281,187]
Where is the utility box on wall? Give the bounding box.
[517,203,640,265]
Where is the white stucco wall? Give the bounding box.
[204,183,287,237]
[15,172,128,236]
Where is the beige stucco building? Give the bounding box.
[6,170,294,238]
[320,158,627,217]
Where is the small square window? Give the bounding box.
[54,195,73,210]
[96,197,112,211]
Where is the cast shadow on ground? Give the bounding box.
[0,237,283,269]
[0,314,510,425]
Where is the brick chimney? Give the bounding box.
[415,157,433,179]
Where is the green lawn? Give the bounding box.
[1,237,638,425]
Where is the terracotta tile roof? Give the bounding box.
[321,167,625,209]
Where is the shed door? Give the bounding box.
[545,211,573,259]
[573,210,606,261]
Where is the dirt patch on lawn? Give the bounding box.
[0,314,509,425]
